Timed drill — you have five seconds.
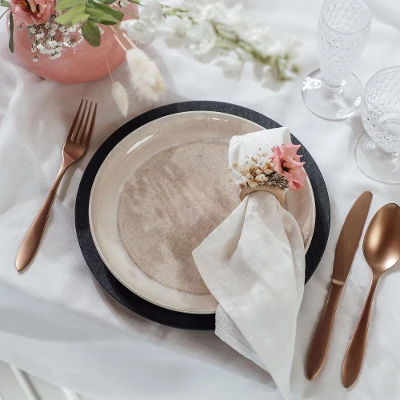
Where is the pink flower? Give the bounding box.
[10,0,55,25]
[271,144,307,191]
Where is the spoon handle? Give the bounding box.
[341,274,379,388]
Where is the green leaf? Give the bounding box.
[70,12,89,24]
[9,11,14,53]
[88,16,117,24]
[81,20,101,46]
[87,0,123,21]
[86,7,119,24]
[56,0,86,10]
[55,3,86,24]
[1,0,10,7]
[97,0,117,4]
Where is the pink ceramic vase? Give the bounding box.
[11,5,137,84]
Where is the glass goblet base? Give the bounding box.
[301,69,363,121]
[355,130,400,183]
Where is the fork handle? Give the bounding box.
[16,163,69,271]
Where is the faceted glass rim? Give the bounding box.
[362,66,400,135]
[319,0,372,40]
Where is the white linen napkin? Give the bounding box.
[192,128,305,400]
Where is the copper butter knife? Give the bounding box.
[305,191,373,380]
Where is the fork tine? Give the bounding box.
[83,103,97,147]
[77,102,92,143]
[67,99,84,140]
[71,100,88,142]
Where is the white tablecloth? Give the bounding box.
[1,1,400,399]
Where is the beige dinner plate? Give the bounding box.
[89,111,316,314]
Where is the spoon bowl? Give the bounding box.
[363,203,400,274]
[342,203,400,388]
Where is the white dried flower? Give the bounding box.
[126,47,165,103]
[255,174,267,182]
[112,81,129,117]
[248,180,258,188]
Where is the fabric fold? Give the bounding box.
[192,128,306,399]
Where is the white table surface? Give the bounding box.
[1,1,400,399]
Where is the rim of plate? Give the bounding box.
[89,110,316,313]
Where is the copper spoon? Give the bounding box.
[341,203,400,388]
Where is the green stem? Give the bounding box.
[212,21,271,64]
[0,7,9,20]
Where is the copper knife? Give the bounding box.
[305,191,373,380]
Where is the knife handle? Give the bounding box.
[306,281,343,380]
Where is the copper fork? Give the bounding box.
[16,100,97,272]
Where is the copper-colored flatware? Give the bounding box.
[341,203,400,388]
[16,100,97,272]
[306,191,373,380]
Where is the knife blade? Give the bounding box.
[305,191,373,380]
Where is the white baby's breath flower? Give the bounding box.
[47,40,58,48]
[120,0,130,7]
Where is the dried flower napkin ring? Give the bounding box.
[231,143,307,203]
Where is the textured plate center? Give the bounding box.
[118,141,240,295]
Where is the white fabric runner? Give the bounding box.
[193,128,305,399]
[1,0,400,399]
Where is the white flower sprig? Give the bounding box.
[110,29,165,116]
[231,152,289,191]
[121,0,301,81]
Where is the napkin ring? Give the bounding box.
[239,185,286,204]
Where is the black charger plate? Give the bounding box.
[75,101,330,330]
